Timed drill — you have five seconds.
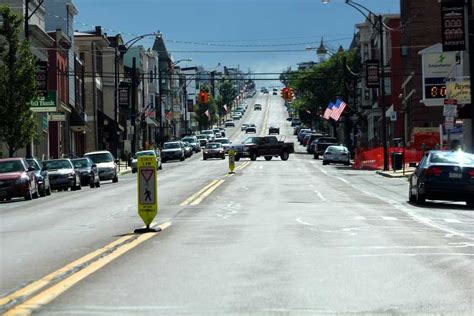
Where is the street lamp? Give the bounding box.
[322,0,389,171]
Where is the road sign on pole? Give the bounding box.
[228,149,236,174]
[137,156,157,231]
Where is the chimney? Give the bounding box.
[95,26,102,35]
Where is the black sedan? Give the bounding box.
[409,150,474,207]
[268,126,280,134]
[203,143,225,160]
[26,158,51,197]
[71,157,100,188]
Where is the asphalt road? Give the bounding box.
[1,92,473,315]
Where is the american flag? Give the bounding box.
[204,109,210,120]
[305,109,311,114]
[330,99,348,121]
[223,104,228,113]
[323,102,335,120]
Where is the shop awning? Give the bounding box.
[70,110,90,132]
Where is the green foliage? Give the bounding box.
[285,50,360,127]
[217,77,237,114]
[0,6,38,157]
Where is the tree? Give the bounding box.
[0,6,38,157]
[217,77,237,115]
[193,86,218,130]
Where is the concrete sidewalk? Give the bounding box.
[118,160,132,175]
[376,168,415,178]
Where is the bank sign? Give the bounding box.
[421,47,457,106]
[29,91,57,112]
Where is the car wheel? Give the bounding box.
[159,164,162,170]
[39,185,46,197]
[314,154,319,159]
[221,155,225,160]
[250,151,257,161]
[46,185,52,196]
[344,161,350,166]
[24,189,32,200]
[112,174,119,183]
[235,156,241,161]
[322,160,328,165]
[180,156,185,161]
[264,156,272,161]
[408,182,416,203]
[280,151,289,161]
[203,156,208,160]
[95,180,101,188]
[132,169,136,173]
[90,180,95,189]
[466,199,474,208]
[415,184,426,204]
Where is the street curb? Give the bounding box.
[119,169,132,176]
[375,170,411,178]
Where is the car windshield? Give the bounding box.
[71,158,92,168]
[326,146,347,153]
[164,143,180,149]
[85,153,113,163]
[430,152,474,166]
[134,151,156,158]
[43,160,73,170]
[319,138,337,143]
[206,143,222,149]
[0,160,25,173]
[26,159,40,170]
[215,139,230,144]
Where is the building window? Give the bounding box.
[384,77,391,96]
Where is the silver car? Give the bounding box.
[322,145,350,166]
[84,151,119,183]
[131,150,162,173]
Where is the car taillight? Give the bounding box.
[426,166,443,176]
[468,169,474,178]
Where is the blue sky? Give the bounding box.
[74,0,399,85]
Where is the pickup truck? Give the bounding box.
[232,136,294,161]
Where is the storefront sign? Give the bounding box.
[119,87,130,107]
[29,91,57,112]
[446,80,470,104]
[48,112,66,121]
[36,61,48,96]
[366,60,379,88]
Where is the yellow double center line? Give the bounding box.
[235,161,251,171]
[1,222,171,316]
[180,179,225,206]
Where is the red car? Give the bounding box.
[0,158,39,201]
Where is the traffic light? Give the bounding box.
[288,88,294,100]
[281,87,291,100]
[198,90,209,104]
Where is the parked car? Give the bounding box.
[313,137,338,159]
[201,130,215,141]
[43,159,81,191]
[218,127,226,137]
[322,146,351,166]
[241,123,250,131]
[203,143,226,160]
[26,157,51,196]
[214,138,231,153]
[409,150,474,207]
[182,136,201,153]
[84,151,119,183]
[71,157,101,188]
[297,129,312,143]
[246,125,257,133]
[161,142,185,162]
[182,141,193,158]
[0,158,39,201]
[224,120,235,128]
[306,134,324,154]
[130,150,162,173]
[302,133,314,147]
[291,118,301,126]
[268,126,280,134]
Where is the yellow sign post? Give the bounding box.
[135,155,158,233]
[228,149,236,174]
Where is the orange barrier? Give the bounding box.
[353,147,424,170]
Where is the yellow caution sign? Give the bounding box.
[137,156,157,228]
[228,149,236,173]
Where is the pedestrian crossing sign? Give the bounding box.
[137,156,157,227]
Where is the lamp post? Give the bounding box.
[322,0,389,171]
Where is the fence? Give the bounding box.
[353,147,424,170]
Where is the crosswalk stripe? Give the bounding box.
[354,216,366,220]
[444,218,461,223]
[382,216,398,221]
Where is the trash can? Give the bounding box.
[391,152,403,171]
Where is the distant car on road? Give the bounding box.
[0,158,39,201]
[254,103,262,111]
[313,137,338,159]
[225,120,235,128]
[268,126,280,134]
[131,150,162,173]
[245,125,257,133]
[241,123,250,131]
[201,129,216,141]
[26,157,51,197]
[322,146,351,166]
[409,150,474,207]
[84,151,119,183]
[71,157,101,188]
[182,136,201,153]
[162,142,185,162]
[181,141,193,158]
[233,136,294,161]
[214,138,231,153]
[203,142,225,160]
[291,118,301,126]
[306,134,324,154]
[43,159,81,191]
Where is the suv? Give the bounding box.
[313,137,338,159]
[254,103,262,111]
[225,120,235,127]
[84,151,119,183]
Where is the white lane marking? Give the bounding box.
[318,167,328,175]
[296,218,314,226]
[444,218,461,223]
[347,253,474,258]
[314,190,327,201]
[354,216,366,220]
[336,177,349,184]
[382,216,398,221]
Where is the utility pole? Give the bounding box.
[131,57,137,156]
[158,69,164,146]
[142,73,146,150]
[25,0,32,157]
[379,14,389,171]
[469,5,474,153]
[113,47,119,158]
[342,55,352,152]
[183,84,188,134]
